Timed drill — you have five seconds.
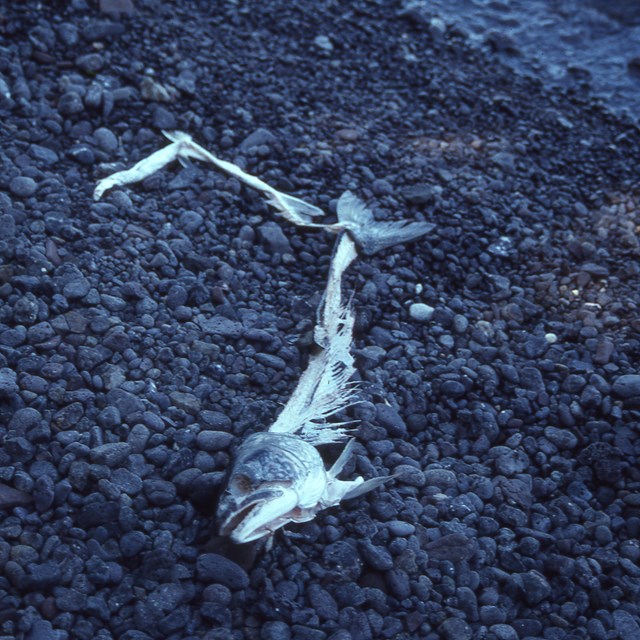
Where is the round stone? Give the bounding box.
[409,303,435,322]
[9,176,37,197]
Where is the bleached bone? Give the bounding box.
[94,131,434,254]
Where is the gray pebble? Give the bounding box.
[121,530,146,558]
[424,468,457,489]
[544,426,578,449]
[612,374,640,399]
[394,464,426,487]
[196,553,249,589]
[152,105,177,129]
[76,52,104,73]
[9,176,37,197]
[520,570,551,605]
[614,610,640,636]
[409,302,434,322]
[258,222,291,254]
[90,442,131,466]
[143,478,176,505]
[388,520,415,536]
[94,127,118,152]
[58,91,84,115]
[196,430,234,451]
[0,367,18,398]
[490,624,519,640]
[261,621,291,640]
[439,617,472,640]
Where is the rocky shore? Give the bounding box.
[1,1,640,639]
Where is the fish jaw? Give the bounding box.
[217,432,328,543]
[218,486,300,543]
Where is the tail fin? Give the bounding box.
[337,191,434,255]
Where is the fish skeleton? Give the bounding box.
[94,131,433,544]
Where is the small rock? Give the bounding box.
[375,403,407,437]
[388,520,415,536]
[0,367,18,398]
[426,533,475,562]
[0,482,32,508]
[424,468,457,489]
[58,91,84,116]
[196,431,234,451]
[196,553,249,589]
[307,583,339,620]
[544,426,578,450]
[409,303,434,322]
[386,568,411,599]
[239,128,277,151]
[261,621,292,640]
[492,447,529,475]
[313,35,334,51]
[170,391,200,414]
[612,374,640,399]
[439,617,472,640]
[359,539,394,570]
[258,222,291,254]
[520,570,551,605]
[143,479,176,506]
[490,624,519,640]
[26,620,58,640]
[9,176,37,198]
[152,105,177,129]
[99,0,135,15]
[76,53,104,74]
[68,144,95,165]
[121,530,146,558]
[90,442,131,467]
[394,464,426,487]
[403,184,436,204]
[372,178,393,196]
[94,127,118,152]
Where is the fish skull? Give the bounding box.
[217,431,380,544]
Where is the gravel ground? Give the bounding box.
[1,1,640,639]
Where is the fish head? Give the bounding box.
[217,431,327,543]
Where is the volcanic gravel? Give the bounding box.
[1,1,640,639]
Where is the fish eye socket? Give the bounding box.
[230,474,253,494]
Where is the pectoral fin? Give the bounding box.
[343,474,395,500]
